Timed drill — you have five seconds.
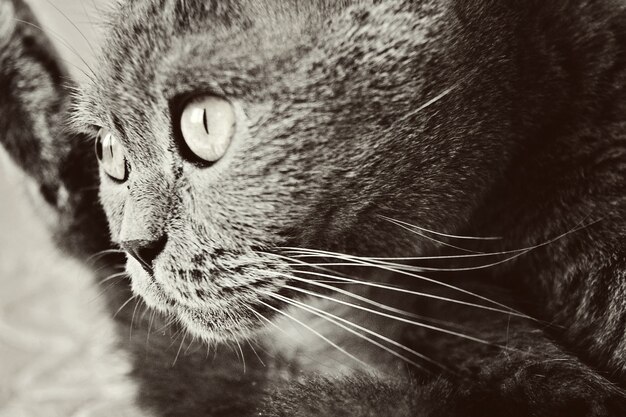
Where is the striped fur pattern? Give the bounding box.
[1,0,626,415]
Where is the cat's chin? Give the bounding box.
[175,305,263,343]
[127,262,273,342]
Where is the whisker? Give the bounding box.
[246,338,266,367]
[130,298,142,339]
[172,331,188,367]
[243,304,289,336]
[290,269,530,319]
[139,303,151,323]
[234,337,247,373]
[13,19,96,80]
[154,315,178,335]
[113,295,137,319]
[168,327,186,350]
[380,217,483,253]
[90,267,128,301]
[283,285,517,351]
[278,255,531,273]
[44,0,95,55]
[278,255,536,273]
[274,269,522,333]
[275,248,525,314]
[261,252,524,324]
[320,250,533,273]
[184,335,199,356]
[369,250,533,261]
[415,85,456,113]
[87,249,125,263]
[256,299,371,370]
[91,262,125,278]
[146,309,158,345]
[379,215,502,241]
[98,271,128,285]
[268,291,451,374]
[376,217,599,271]
[79,0,97,40]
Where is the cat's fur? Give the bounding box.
[1,0,626,415]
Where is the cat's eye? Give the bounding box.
[179,96,235,162]
[95,128,127,181]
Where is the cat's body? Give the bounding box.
[1,0,626,415]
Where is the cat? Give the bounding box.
[1,0,626,415]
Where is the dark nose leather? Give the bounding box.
[121,236,167,274]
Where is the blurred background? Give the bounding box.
[0,1,145,416]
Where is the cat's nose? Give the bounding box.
[121,235,167,274]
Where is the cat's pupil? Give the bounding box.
[202,110,209,135]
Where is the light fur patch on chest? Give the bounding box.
[259,287,410,378]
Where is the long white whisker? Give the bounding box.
[279,271,471,328]
[415,86,456,113]
[268,291,451,374]
[318,251,533,273]
[13,19,96,79]
[278,255,531,273]
[376,218,599,272]
[99,271,128,285]
[290,269,530,319]
[383,218,483,253]
[87,249,125,263]
[261,252,477,330]
[234,337,246,373]
[270,293,429,372]
[262,253,522,318]
[44,0,96,55]
[277,248,524,314]
[379,215,502,241]
[284,284,516,351]
[277,270,523,331]
[256,299,372,370]
[184,334,200,356]
[243,304,289,336]
[130,297,141,339]
[268,264,449,322]
[113,295,137,318]
[368,249,531,261]
[172,331,188,367]
[146,309,157,345]
[245,338,266,367]
[154,315,178,334]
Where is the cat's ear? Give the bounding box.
[0,0,109,256]
[1,0,74,187]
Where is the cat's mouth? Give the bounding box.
[174,299,284,342]
[126,256,289,341]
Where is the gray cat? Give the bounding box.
[1,0,626,415]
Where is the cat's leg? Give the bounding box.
[0,0,109,257]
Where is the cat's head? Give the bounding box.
[72,0,515,342]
